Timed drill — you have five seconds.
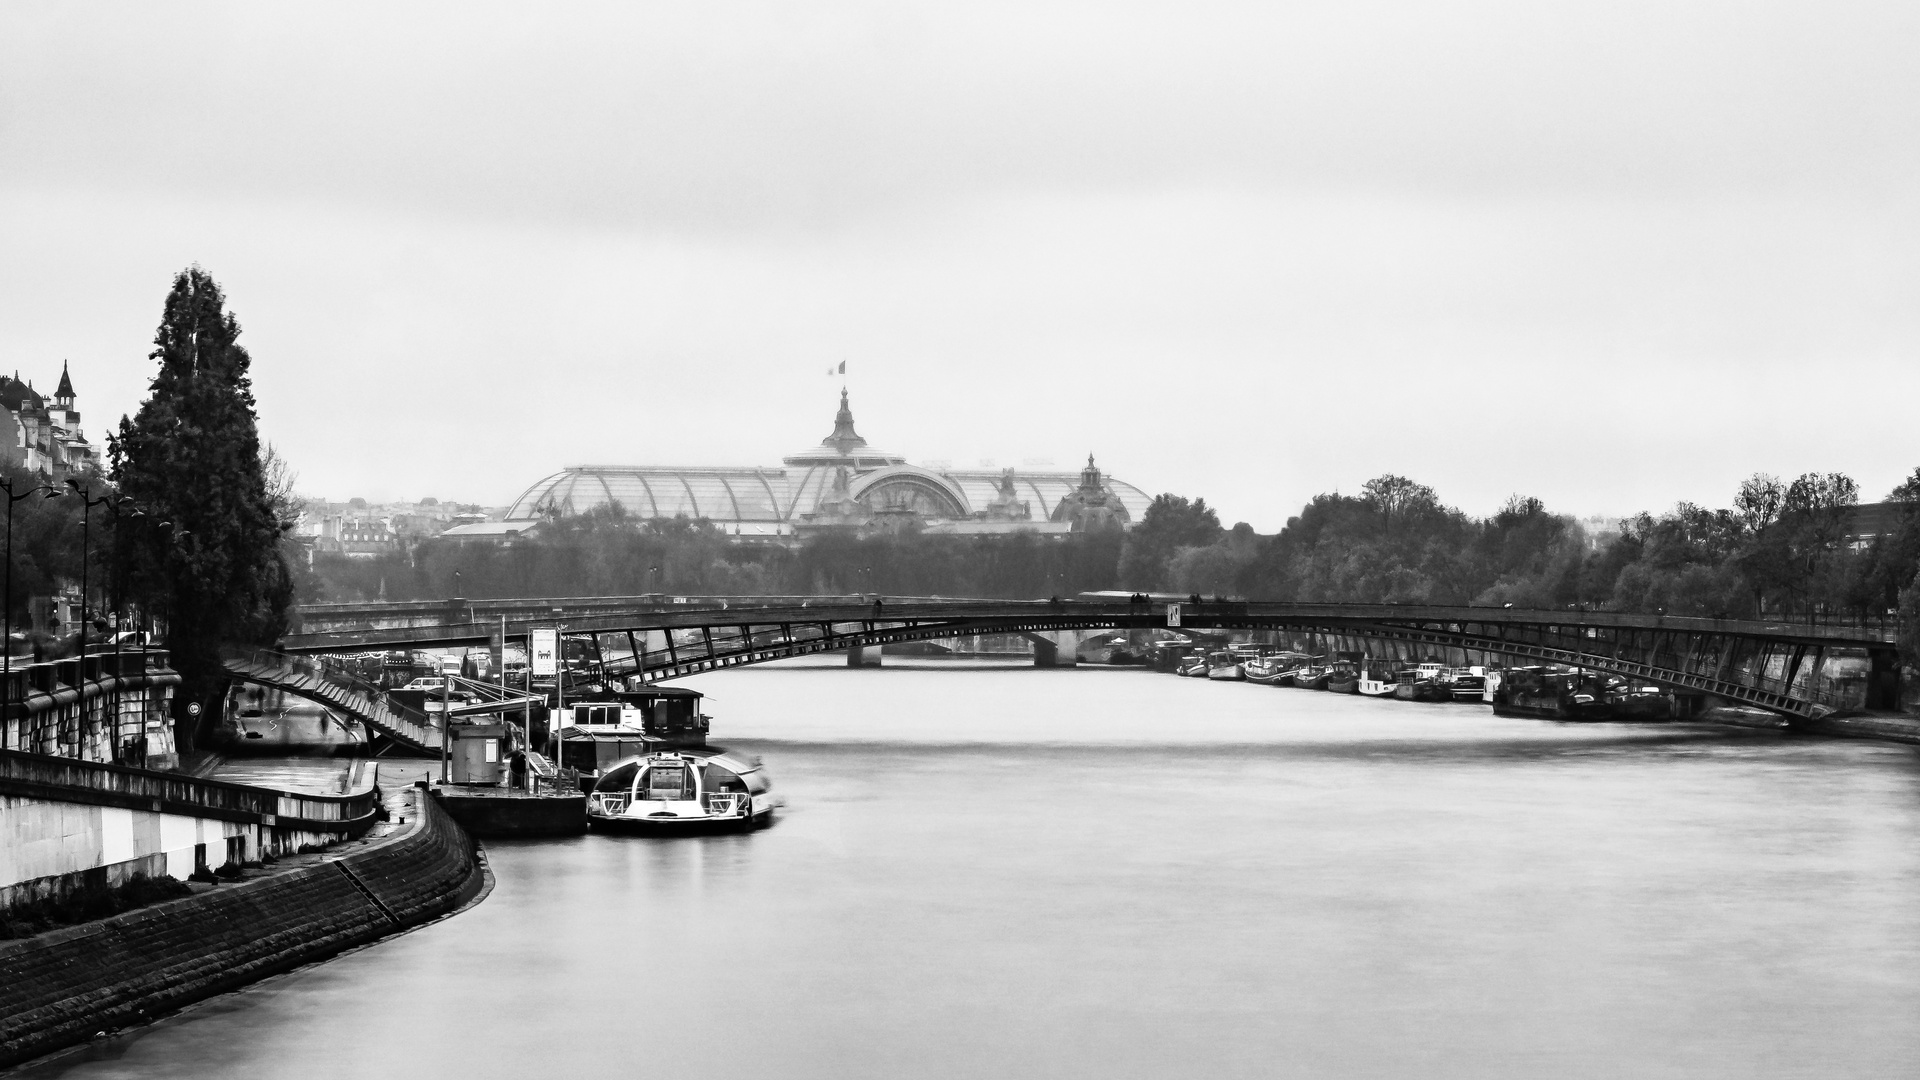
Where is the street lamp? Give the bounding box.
[64,479,115,664]
[99,495,142,761]
[1,477,60,752]
[101,497,138,645]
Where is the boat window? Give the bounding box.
[644,763,691,800]
[703,763,747,792]
[599,762,640,796]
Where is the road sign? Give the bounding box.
[1166,604,1182,628]
[530,627,559,676]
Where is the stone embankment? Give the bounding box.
[0,784,484,1069]
[1703,706,1920,745]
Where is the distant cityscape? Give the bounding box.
[5,362,1903,568]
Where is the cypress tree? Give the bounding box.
[109,268,292,744]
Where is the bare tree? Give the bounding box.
[261,443,302,533]
[1733,473,1786,534]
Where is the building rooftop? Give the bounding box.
[500,391,1152,532]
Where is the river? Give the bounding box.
[20,658,1920,1078]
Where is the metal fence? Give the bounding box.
[0,747,380,829]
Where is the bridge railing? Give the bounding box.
[222,646,431,722]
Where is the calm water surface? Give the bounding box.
[24,659,1920,1079]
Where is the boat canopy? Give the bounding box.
[596,750,772,802]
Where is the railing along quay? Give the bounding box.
[0,748,381,831]
[0,648,182,760]
[1,648,180,715]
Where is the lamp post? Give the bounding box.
[1,477,60,752]
[99,496,141,760]
[101,497,139,646]
[64,480,114,665]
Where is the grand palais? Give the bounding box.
[448,391,1151,543]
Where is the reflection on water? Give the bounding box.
[25,658,1920,1079]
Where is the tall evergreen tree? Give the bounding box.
[109,268,292,743]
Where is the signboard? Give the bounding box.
[1166,603,1182,628]
[530,627,559,677]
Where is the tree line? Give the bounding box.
[313,504,1127,602]
[315,470,1920,672]
[316,469,1920,623]
[1186,471,1918,625]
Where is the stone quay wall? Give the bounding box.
[0,750,380,912]
[0,786,482,1069]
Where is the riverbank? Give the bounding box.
[1701,705,1920,745]
[0,782,483,1069]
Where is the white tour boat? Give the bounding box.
[585,748,777,832]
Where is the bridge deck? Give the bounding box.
[221,647,440,755]
[277,597,1901,722]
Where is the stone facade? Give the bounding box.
[0,364,98,478]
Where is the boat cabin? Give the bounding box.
[553,686,712,773]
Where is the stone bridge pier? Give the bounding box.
[1025,631,1080,668]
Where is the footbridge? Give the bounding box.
[219,647,441,755]
[282,597,1902,720]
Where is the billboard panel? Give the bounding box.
[530,627,559,677]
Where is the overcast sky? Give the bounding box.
[3,1,1916,530]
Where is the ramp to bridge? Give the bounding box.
[220,647,439,755]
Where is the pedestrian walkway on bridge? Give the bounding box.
[280,596,1905,721]
[219,647,440,755]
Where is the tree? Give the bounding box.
[0,461,86,637]
[1116,494,1225,591]
[1783,472,1859,549]
[1733,473,1786,534]
[109,268,292,743]
[1360,474,1437,535]
[1899,569,1920,674]
[1889,467,1920,506]
[263,444,320,605]
[1776,472,1860,616]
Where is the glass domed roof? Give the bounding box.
[500,392,1153,528]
